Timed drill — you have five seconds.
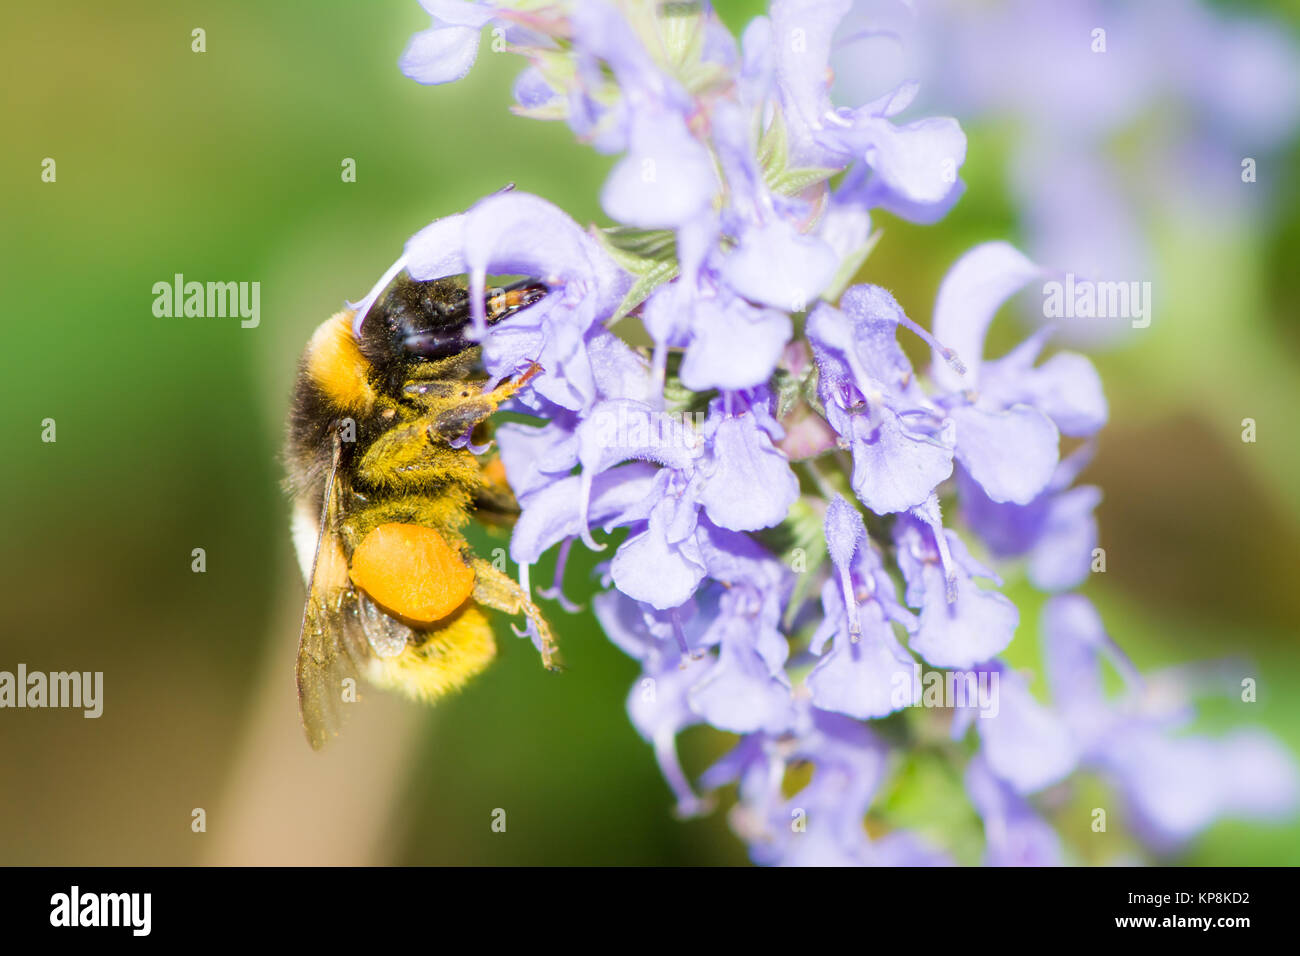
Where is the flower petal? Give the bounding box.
[770,0,852,164]
[849,409,955,515]
[1027,485,1101,592]
[699,414,799,531]
[953,403,1059,505]
[909,568,1018,668]
[461,191,605,286]
[680,297,792,392]
[611,504,707,610]
[852,116,967,209]
[823,494,864,569]
[688,624,795,734]
[931,242,1040,391]
[720,220,839,311]
[808,611,916,719]
[965,755,1064,866]
[400,25,483,86]
[403,212,468,280]
[601,111,717,228]
[1023,351,1108,437]
[977,669,1077,794]
[510,464,657,564]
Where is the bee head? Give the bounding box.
[357,273,547,391]
[358,275,472,364]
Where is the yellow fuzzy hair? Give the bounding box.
[363,605,497,702]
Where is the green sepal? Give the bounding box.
[767,164,840,197]
[596,227,681,323]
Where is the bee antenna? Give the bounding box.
[496,182,516,194]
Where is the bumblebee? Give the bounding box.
[286,270,556,749]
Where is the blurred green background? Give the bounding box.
[1,0,1297,865]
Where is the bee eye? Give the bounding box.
[402,327,470,359]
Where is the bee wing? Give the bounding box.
[358,591,417,658]
[295,432,367,750]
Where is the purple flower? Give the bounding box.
[650,284,796,403]
[957,446,1101,592]
[696,398,800,531]
[955,662,1077,795]
[834,0,1300,345]
[703,706,889,866]
[593,587,714,816]
[353,191,631,412]
[687,570,797,734]
[595,530,799,806]
[966,754,1064,866]
[926,242,1105,506]
[1042,596,1299,851]
[894,497,1018,669]
[721,222,839,312]
[609,469,709,609]
[572,391,796,602]
[806,496,918,718]
[400,1,497,86]
[601,109,718,228]
[808,285,955,514]
[376,0,1299,867]
[769,0,967,218]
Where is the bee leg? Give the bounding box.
[355,417,467,487]
[429,364,542,443]
[430,399,499,442]
[470,558,560,671]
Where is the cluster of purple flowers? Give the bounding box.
[366,0,1296,864]
[833,0,1300,343]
